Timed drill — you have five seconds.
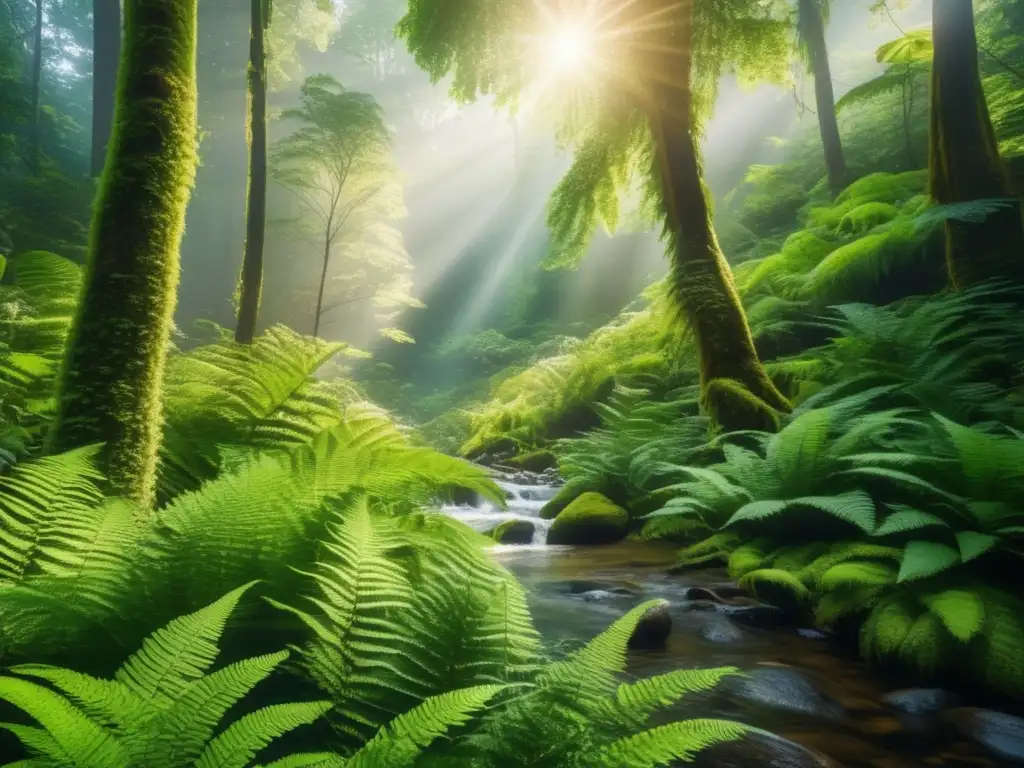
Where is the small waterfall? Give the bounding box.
[442,477,560,545]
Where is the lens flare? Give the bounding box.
[546,24,592,72]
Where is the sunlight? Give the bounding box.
[545,23,592,72]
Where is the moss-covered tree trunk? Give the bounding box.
[650,0,790,431]
[799,0,846,197]
[234,0,269,343]
[91,0,121,178]
[48,0,199,507]
[930,0,1024,287]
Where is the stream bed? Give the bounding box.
[442,475,1024,767]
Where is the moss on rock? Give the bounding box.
[503,449,557,472]
[492,519,535,545]
[546,492,629,546]
[540,477,597,520]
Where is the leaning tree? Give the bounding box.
[399,0,792,430]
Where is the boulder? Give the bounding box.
[546,492,629,545]
[696,615,745,644]
[944,708,1024,763]
[628,603,672,650]
[503,450,557,472]
[691,730,840,768]
[726,667,845,721]
[883,688,958,715]
[491,519,535,545]
[539,477,594,520]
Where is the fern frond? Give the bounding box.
[194,701,333,768]
[597,719,747,766]
[738,569,810,600]
[923,589,985,643]
[726,491,876,534]
[897,541,960,582]
[614,668,739,726]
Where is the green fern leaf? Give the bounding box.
[956,530,999,563]
[598,719,748,766]
[819,561,898,590]
[0,677,126,767]
[923,589,985,643]
[195,701,333,768]
[874,507,950,537]
[897,541,960,582]
[346,685,506,768]
[614,668,739,724]
[738,569,810,600]
[726,491,876,533]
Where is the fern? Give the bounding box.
[0,585,332,768]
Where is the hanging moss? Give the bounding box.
[47,0,199,507]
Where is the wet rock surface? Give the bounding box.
[691,730,842,768]
[491,519,535,544]
[628,603,672,650]
[944,708,1024,763]
[883,688,959,715]
[696,614,745,644]
[726,667,846,721]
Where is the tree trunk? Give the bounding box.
[30,0,42,173]
[650,0,790,431]
[48,0,200,508]
[930,0,1024,287]
[234,0,269,344]
[313,238,330,339]
[91,0,121,177]
[799,0,846,197]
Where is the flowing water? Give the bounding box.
[442,475,1019,768]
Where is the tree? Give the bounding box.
[48,0,200,507]
[399,0,792,430]
[837,31,932,170]
[796,0,847,196]
[930,0,1024,288]
[234,0,271,343]
[271,75,409,339]
[92,0,121,177]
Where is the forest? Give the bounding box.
[0,0,1023,765]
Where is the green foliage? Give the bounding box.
[0,584,332,767]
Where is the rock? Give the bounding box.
[944,708,1024,763]
[445,485,478,507]
[491,519,535,545]
[718,603,784,629]
[567,581,634,596]
[628,604,672,650]
[691,730,841,768]
[727,667,845,721]
[503,450,557,472]
[580,590,630,603]
[697,615,745,644]
[546,492,629,546]
[539,478,594,520]
[797,628,830,641]
[883,688,958,715]
[678,600,721,613]
[682,585,746,603]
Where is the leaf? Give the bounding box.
[897,541,960,583]
[379,327,415,344]
[874,507,950,537]
[956,530,999,563]
[923,589,985,643]
[726,491,876,534]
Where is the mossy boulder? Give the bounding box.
[540,477,598,520]
[491,519,535,545]
[546,492,629,546]
[503,449,557,472]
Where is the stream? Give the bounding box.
[442,475,1023,767]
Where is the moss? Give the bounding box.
[546,492,629,546]
[837,202,901,235]
[47,0,199,507]
[703,378,781,434]
[503,449,557,472]
[539,476,597,520]
[491,519,535,544]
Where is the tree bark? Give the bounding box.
[313,238,330,339]
[650,0,790,431]
[799,0,846,197]
[91,0,122,177]
[930,0,1024,288]
[234,0,269,343]
[30,0,42,173]
[48,0,200,508]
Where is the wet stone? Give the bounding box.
[719,603,785,629]
[944,708,1024,763]
[696,614,745,644]
[797,628,830,641]
[884,689,959,715]
[566,580,634,596]
[628,604,672,650]
[579,589,630,603]
[690,730,841,768]
[727,667,846,721]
